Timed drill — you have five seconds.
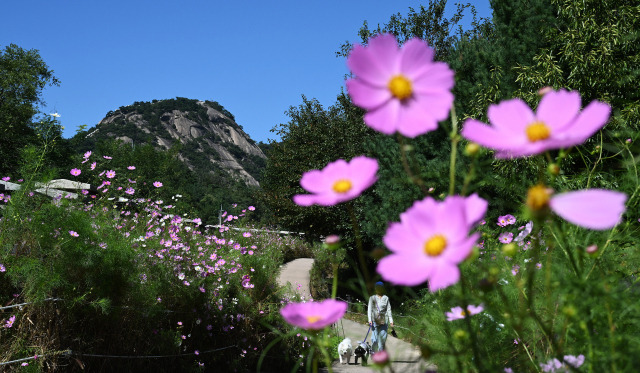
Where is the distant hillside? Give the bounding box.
[76,97,266,186]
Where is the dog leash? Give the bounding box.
[361,325,371,344]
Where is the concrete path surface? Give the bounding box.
[277,258,436,372]
[324,318,435,373]
[277,258,314,299]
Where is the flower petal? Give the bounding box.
[488,98,535,134]
[363,100,401,134]
[383,221,425,254]
[347,34,398,86]
[464,193,488,226]
[550,189,627,230]
[299,169,333,193]
[428,262,460,292]
[441,232,479,264]
[413,62,455,93]
[395,98,439,138]
[377,253,432,286]
[346,78,392,110]
[400,38,435,78]
[347,156,379,192]
[565,100,611,143]
[536,90,582,131]
[462,119,525,151]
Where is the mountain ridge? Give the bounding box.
[82,97,266,186]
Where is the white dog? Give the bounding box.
[337,338,353,364]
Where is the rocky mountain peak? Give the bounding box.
[86,98,266,186]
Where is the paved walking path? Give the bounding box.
[277,257,314,299]
[277,258,436,372]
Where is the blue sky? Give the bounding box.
[2,0,491,143]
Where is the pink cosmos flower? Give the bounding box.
[90,162,97,170]
[497,214,516,226]
[127,166,136,170]
[0,264,5,272]
[248,206,255,211]
[371,350,389,366]
[511,265,520,276]
[514,221,533,242]
[70,168,81,176]
[346,34,454,138]
[498,232,514,244]
[461,89,611,158]
[153,181,163,188]
[105,170,116,179]
[2,177,9,182]
[69,231,79,237]
[103,155,112,159]
[125,187,135,195]
[540,354,584,372]
[528,186,627,230]
[280,299,347,330]
[445,304,484,321]
[293,156,378,206]
[4,315,16,328]
[377,194,487,291]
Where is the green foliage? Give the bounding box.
[0,156,315,371]
[0,44,60,176]
[261,93,373,241]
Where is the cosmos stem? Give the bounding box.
[449,106,459,196]
[347,203,371,290]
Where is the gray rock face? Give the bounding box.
[90,99,266,187]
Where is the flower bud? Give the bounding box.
[464,142,480,157]
[563,305,577,318]
[585,244,598,254]
[453,329,468,340]
[371,247,387,260]
[372,350,389,366]
[322,235,341,251]
[547,163,560,175]
[502,243,517,258]
[489,266,500,276]
[538,86,553,96]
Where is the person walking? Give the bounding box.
[368,281,394,352]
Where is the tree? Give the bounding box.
[514,0,640,189]
[260,93,373,241]
[0,44,60,175]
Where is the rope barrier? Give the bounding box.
[0,350,70,366]
[0,298,62,311]
[75,344,238,359]
[0,345,238,366]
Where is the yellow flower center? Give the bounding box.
[306,315,322,324]
[527,185,551,211]
[526,121,551,142]
[460,310,468,316]
[332,179,352,194]
[388,75,413,100]
[424,235,447,257]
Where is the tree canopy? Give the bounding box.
[0,44,60,175]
